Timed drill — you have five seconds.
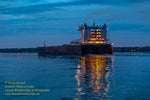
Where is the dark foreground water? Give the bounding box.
[0,52,150,100]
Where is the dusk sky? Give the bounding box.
[0,0,150,48]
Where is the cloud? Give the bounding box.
[0,1,75,16]
[1,0,150,16]
[127,0,149,3]
[0,4,59,15]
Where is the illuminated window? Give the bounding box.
[91,35,96,37]
[91,32,96,34]
[91,29,95,31]
[96,35,101,37]
[96,29,101,31]
[96,32,101,34]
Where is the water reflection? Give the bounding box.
[75,55,114,99]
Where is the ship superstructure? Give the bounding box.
[78,23,108,44]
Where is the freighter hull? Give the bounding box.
[38,45,81,55]
[38,44,113,55]
[81,43,113,55]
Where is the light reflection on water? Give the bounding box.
[75,55,114,100]
[0,53,150,100]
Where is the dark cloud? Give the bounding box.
[0,17,62,24]
[127,0,149,3]
[0,1,85,15]
[109,23,148,32]
[1,0,149,16]
[0,5,59,15]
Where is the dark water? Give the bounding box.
[0,52,150,100]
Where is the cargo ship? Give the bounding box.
[38,23,113,55]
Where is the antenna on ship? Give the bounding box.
[105,23,111,43]
[93,21,95,26]
[44,41,46,47]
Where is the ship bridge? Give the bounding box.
[78,23,108,44]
